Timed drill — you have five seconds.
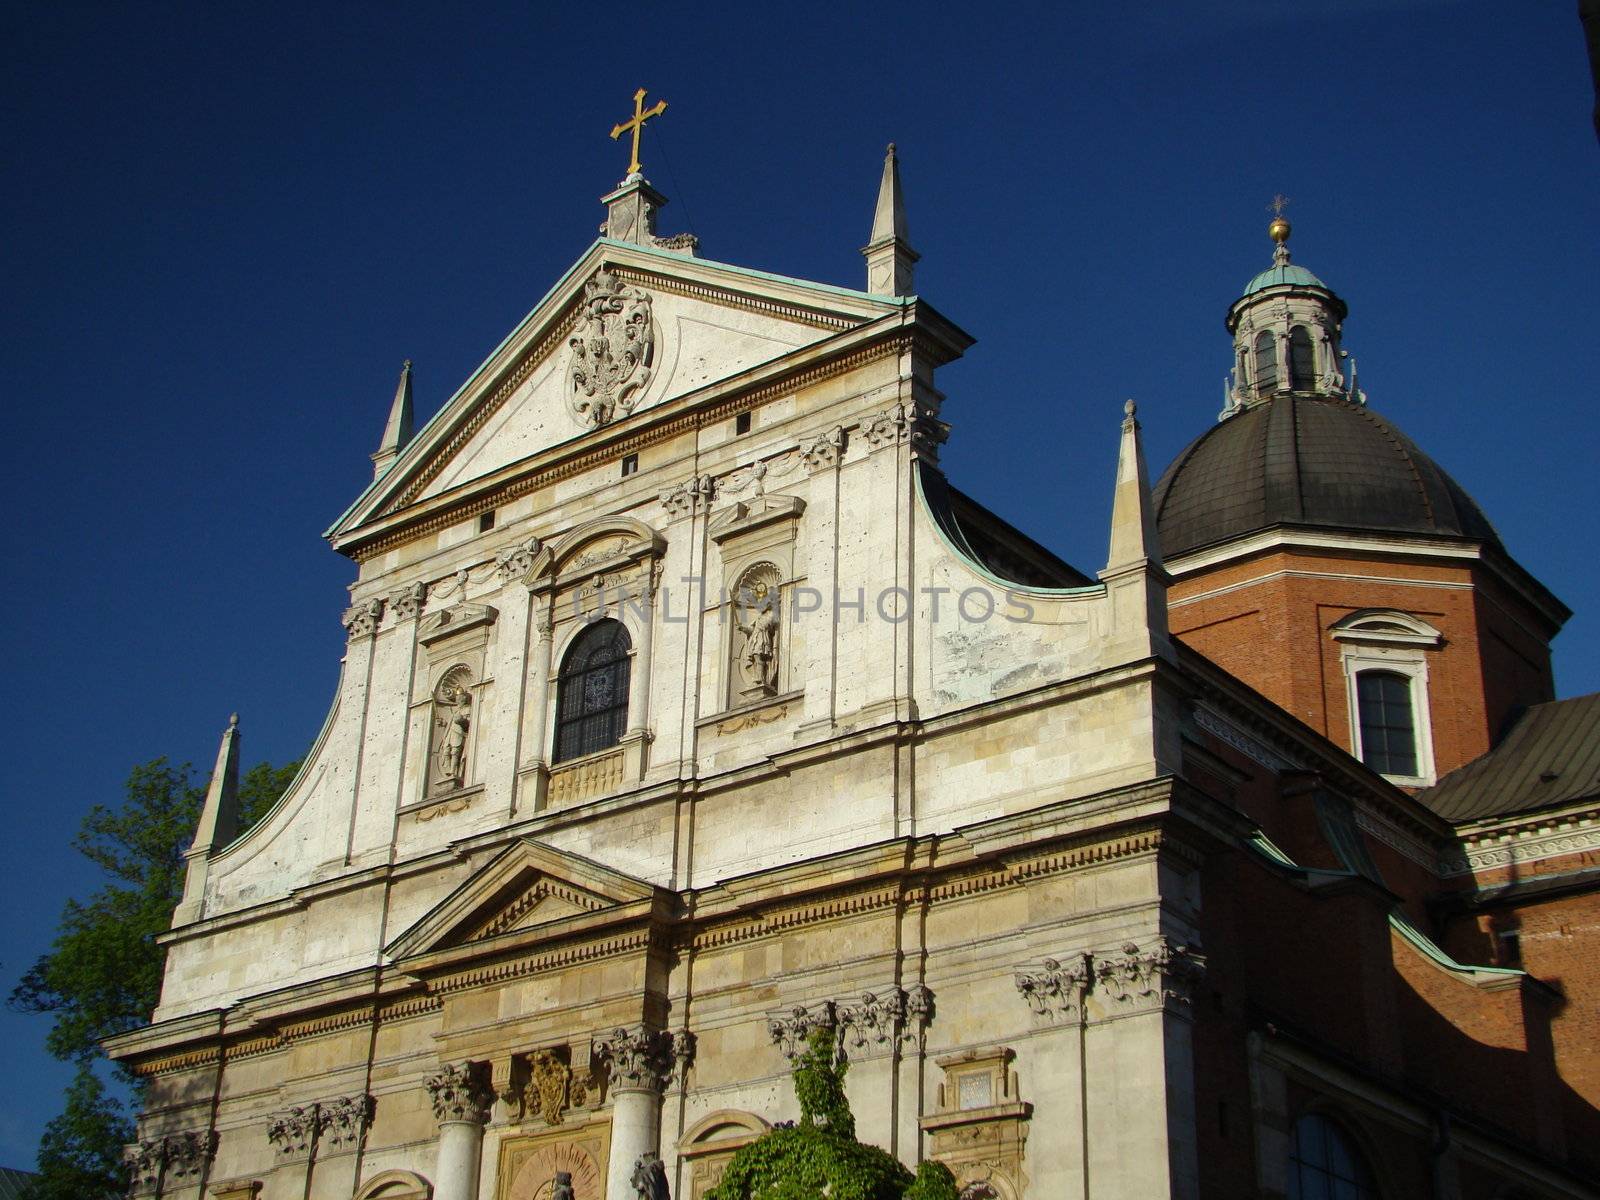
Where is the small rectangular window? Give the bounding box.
[621,453,639,477]
[735,411,752,435]
[1357,670,1418,776]
[478,511,495,533]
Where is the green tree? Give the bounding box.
[8,754,298,1198]
[706,1028,958,1200]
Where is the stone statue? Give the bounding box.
[434,680,472,791]
[631,1153,670,1200]
[551,1170,575,1200]
[736,590,780,695]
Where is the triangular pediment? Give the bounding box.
[384,839,657,960]
[329,239,906,548]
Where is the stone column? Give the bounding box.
[427,1062,493,1200]
[595,1027,676,1200]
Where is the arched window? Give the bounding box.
[1289,326,1316,390]
[1287,1113,1378,1200]
[1254,330,1278,394]
[1356,670,1418,777]
[554,619,631,763]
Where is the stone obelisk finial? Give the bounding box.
[862,143,918,296]
[173,714,244,926]
[371,359,415,479]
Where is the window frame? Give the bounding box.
[1331,610,1441,786]
[1286,1111,1381,1200]
[552,618,633,765]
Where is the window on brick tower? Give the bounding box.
[1356,670,1418,777]
[1289,326,1315,390]
[1254,330,1278,394]
[554,619,631,763]
[1287,1113,1378,1200]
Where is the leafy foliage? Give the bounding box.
[9,754,298,1192]
[705,1028,958,1200]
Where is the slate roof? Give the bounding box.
[0,1167,37,1200]
[1422,692,1600,823]
[1153,394,1504,561]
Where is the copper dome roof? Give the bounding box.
[1153,394,1503,560]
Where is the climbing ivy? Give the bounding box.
[705,1028,958,1200]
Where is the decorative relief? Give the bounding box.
[862,403,948,458]
[163,1130,219,1181]
[714,703,789,736]
[546,747,625,808]
[426,1061,494,1125]
[125,1140,165,1193]
[389,581,428,623]
[1016,938,1204,1019]
[1014,954,1091,1022]
[341,598,384,641]
[567,270,656,427]
[801,425,847,472]
[1441,822,1600,877]
[838,986,935,1054]
[863,405,908,450]
[731,562,781,701]
[527,1051,571,1125]
[317,1094,375,1152]
[1192,704,1296,772]
[659,474,717,519]
[267,1105,319,1157]
[430,666,475,794]
[593,1026,690,1094]
[496,537,544,584]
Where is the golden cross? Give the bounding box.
[610,87,668,178]
[1268,193,1292,217]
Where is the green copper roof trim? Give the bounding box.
[327,240,911,538]
[1390,912,1524,980]
[1242,263,1328,295]
[914,465,1101,596]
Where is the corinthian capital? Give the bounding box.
[1094,937,1206,1011]
[593,1026,683,1094]
[426,1061,493,1124]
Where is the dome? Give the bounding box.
[1242,262,1328,295]
[1153,394,1503,561]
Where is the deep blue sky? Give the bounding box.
[2,0,1595,1167]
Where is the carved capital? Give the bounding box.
[1094,938,1206,1011]
[767,1001,837,1061]
[496,537,544,584]
[267,1105,319,1158]
[837,985,935,1054]
[426,1061,493,1125]
[862,404,947,459]
[1014,954,1092,1022]
[658,474,716,519]
[593,1026,683,1094]
[389,581,428,623]
[863,404,908,450]
[801,426,847,472]
[341,598,384,641]
[163,1130,219,1180]
[317,1094,375,1152]
[125,1140,164,1194]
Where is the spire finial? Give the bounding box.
[863,142,918,296]
[372,359,416,479]
[1268,194,1292,265]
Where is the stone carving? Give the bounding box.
[632,1152,671,1200]
[426,1061,493,1124]
[594,1027,689,1094]
[567,270,655,427]
[767,1001,837,1060]
[732,562,781,699]
[659,474,717,519]
[801,425,847,472]
[552,1171,576,1200]
[126,1140,165,1193]
[836,985,935,1054]
[163,1130,219,1180]
[863,404,908,450]
[430,667,474,793]
[1095,938,1206,1010]
[1015,954,1092,1021]
[496,537,544,584]
[341,598,384,640]
[527,1050,571,1125]
[268,1105,319,1157]
[317,1094,375,1151]
[715,702,789,735]
[862,403,947,458]
[389,581,428,622]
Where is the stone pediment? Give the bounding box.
[384,840,656,960]
[328,239,907,551]
[707,494,806,544]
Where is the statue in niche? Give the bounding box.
[432,669,473,792]
[732,563,781,700]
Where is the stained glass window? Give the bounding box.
[554,619,632,764]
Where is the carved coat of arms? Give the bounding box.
[566,270,655,427]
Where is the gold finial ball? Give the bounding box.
[1269,216,1292,244]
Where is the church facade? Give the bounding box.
[107,134,1600,1200]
